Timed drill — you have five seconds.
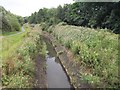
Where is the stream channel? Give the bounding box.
[42,36,73,89]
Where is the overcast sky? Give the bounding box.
[0,0,74,17]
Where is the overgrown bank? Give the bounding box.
[2,25,46,88]
[43,23,119,88]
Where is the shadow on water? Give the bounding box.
[42,35,73,89]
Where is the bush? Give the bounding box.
[2,16,12,33]
[40,22,49,31]
[1,6,21,33]
[7,15,21,32]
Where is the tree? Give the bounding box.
[1,6,21,32]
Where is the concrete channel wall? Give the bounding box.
[42,31,91,89]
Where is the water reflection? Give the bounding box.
[46,54,71,88]
[45,38,71,88]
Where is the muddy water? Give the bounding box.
[43,36,72,88]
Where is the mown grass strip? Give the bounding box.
[1,25,30,60]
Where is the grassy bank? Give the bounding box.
[2,25,46,88]
[2,31,20,36]
[47,23,119,88]
[1,25,29,60]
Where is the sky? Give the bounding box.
[0,0,74,17]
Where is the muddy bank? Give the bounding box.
[32,25,47,88]
[34,54,47,88]
[42,31,91,89]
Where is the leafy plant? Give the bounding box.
[52,23,118,87]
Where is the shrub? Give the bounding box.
[1,7,21,33]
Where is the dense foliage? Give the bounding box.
[51,23,118,88]
[16,16,24,26]
[0,6,23,33]
[28,2,120,34]
[28,8,60,28]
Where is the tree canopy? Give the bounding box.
[0,6,24,33]
[27,2,120,34]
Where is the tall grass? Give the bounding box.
[52,23,118,88]
[2,25,46,88]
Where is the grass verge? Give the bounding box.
[1,25,29,59]
[1,24,46,88]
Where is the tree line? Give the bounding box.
[0,6,24,33]
[27,2,120,34]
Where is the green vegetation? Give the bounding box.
[16,16,24,26]
[1,1,119,88]
[26,2,119,88]
[1,25,29,59]
[28,8,60,24]
[27,7,61,30]
[49,23,118,88]
[2,25,46,88]
[1,31,19,36]
[0,6,23,33]
[59,2,120,34]
[27,2,120,34]
[1,6,47,88]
